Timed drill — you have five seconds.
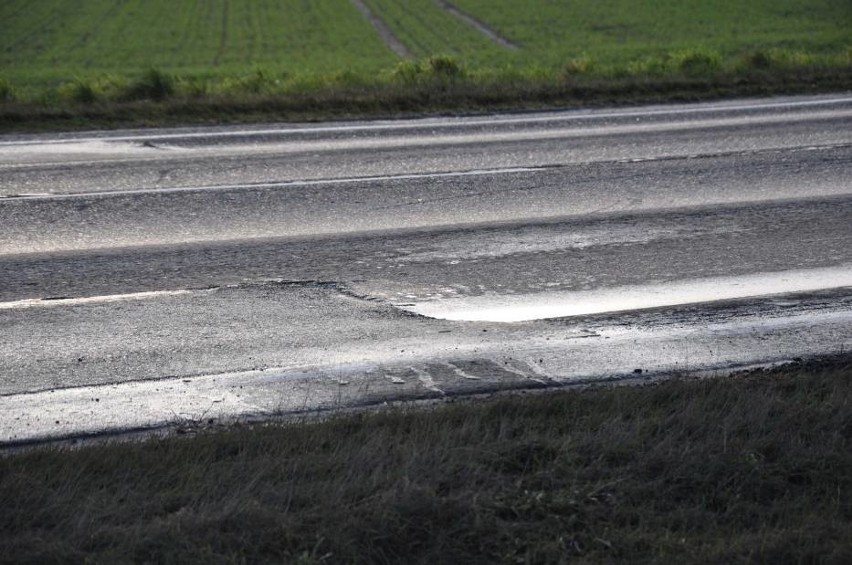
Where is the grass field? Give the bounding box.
[0,0,849,130]
[453,0,852,68]
[0,0,396,85]
[362,0,506,62]
[2,358,850,563]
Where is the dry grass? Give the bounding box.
[2,357,851,563]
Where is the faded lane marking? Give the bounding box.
[0,140,180,156]
[0,166,543,200]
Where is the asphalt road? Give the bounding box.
[1,94,851,444]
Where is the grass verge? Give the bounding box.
[2,357,851,563]
[3,60,851,133]
[2,0,849,131]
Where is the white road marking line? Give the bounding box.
[0,166,542,200]
[0,290,194,310]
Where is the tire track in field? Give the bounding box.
[395,1,451,55]
[3,1,68,56]
[213,0,230,66]
[350,0,413,58]
[74,0,130,65]
[434,0,519,50]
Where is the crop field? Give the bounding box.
[2,0,848,86]
[361,0,507,63]
[452,0,852,68]
[0,0,397,87]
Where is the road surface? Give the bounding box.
[1,94,851,444]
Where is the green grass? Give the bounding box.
[2,358,851,563]
[0,0,850,131]
[363,0,505,61]
[6,0,844,81]
[453,0,852,68]
[0,0,397,88]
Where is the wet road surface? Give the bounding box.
[1,94,851,444]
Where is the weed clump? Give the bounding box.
[391,60,424,84]
[57,79,98,104]
[627,48,722,77]
[426,55,463,79]
[124,68,175,101]
[177,76,210,99]
[390,56,465,84]
[742,49,774,70]
[0,78,16,103]
[562,56,595,77]
[673,48,722,76]
[220,67,287,94]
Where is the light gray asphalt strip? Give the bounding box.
[1,195,850,396]
[2,145,849,255]
[1,195,850,303]
[3,286,851,445]
[2,115,848,196]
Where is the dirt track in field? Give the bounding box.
[435,0,518,50]
[350,0,413,58]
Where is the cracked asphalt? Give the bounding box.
[1,94,851,443]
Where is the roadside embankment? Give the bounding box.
[3,64,851,132]
[2,356,850,563]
